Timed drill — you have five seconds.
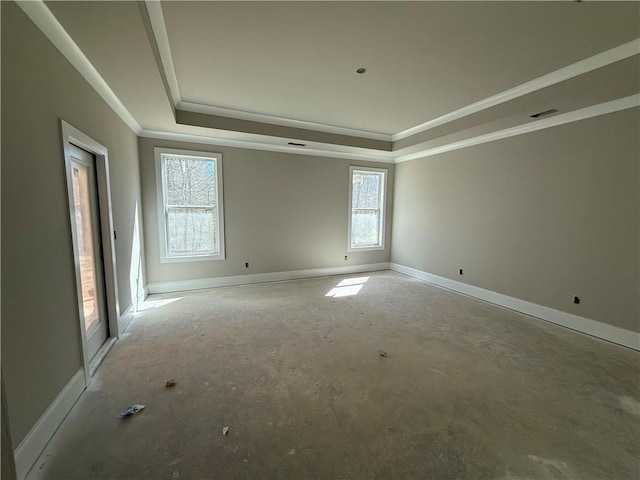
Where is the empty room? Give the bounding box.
[1,1,639,479]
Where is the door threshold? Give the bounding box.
[89,337,117,377]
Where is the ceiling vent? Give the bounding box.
[288,142,306,147]
[529,108,558,119]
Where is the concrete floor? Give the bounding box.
[30,271,639,479]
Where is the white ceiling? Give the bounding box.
[163,1,639,134]
[34,1,640,161]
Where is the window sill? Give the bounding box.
[348,245,385,253]
[160,254,225,264]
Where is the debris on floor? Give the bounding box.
[379,350,388,357]
[222,426,229,436]
[165,379,177,388]
[118,404,145,418]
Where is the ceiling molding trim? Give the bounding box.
[178,102,393,142]
[395,94,639,164]
[144,0,181,106]
[144,1,392,143]
[392,39,640,142]
[16,0,142,134]
[139,129,396,164]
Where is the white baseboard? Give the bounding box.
[88,337,117,378]
[147,262,391,294]
[390,263,639,351]
[14,369,85,479]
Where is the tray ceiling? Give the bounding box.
[35,1,640,161]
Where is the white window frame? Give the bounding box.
[348,166,387,252]
[155,147,225,263]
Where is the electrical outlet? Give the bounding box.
[459,268,463,275]
[344,255,348,261]
[573,296,580,304]
[245,262,249,268]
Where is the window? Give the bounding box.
[348,166,386,251]
[155,148,225,262]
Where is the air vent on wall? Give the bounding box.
[530,108,558,119]
[288,142,306,147]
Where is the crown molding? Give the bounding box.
[395,94,640,163]
[144,0,181,106]
[18,0,640,163]
[144,0,392,142]
[178,101,393,142]
[392,39,640,142]
[16,0,142,134]
[139,129,396,164]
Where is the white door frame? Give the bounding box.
[61,120,121,386]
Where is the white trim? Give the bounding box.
[348,166,387,252]
[88,337,117,377]
[17,1,141,134]
[390,263,640,351]
[14,369,85,480]
[18,0,637,164]
[179,101,392,142]
[139,129,395,163]
[393,39,640,141]
[61,121,122,385]
[144,0,181,106]
[147,263,390,294]
[144,0,391,142]
[395,94,640,163]
[154,148,226,263]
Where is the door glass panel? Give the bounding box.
[71,162,99,334]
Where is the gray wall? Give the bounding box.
[1,2,146,445]
[391,109,639,333]
[139,138,393,285]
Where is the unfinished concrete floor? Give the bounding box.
[30,271,639,479]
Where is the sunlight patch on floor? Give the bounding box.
[137,297,183,311]
[325,276,369,297]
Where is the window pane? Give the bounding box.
[165,156,216,207]
[352,172,381,209]
[351,210,380,246]
[167,207,218,255]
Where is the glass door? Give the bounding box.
[69,144,108,361]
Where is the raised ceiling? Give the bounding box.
[30,1,640,161]
[163,1,638,134]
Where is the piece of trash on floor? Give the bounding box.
[222,426,229,436]
[165,379,177,388]
[379,350,388,357]
[118,404,145,418]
